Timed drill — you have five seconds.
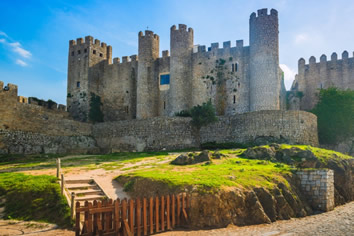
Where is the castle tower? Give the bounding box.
[136,30,160,119]
[249,8,280,111]
[67,36,112,121]
[169,24,194,116]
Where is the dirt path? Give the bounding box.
[0,201,352,236]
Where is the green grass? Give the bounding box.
[0,172,71,227]
[119,157,293,192]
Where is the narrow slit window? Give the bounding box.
[77,82,80,88]
[235,63,238,72]
[78,50,81,54]
[125,106,129,113]
[233,95,236,104]
[84,48,87,53]
[232,64,234,72]
[163,101,166,110]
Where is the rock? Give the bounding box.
[171,151,211,165]
[211,151,227,159]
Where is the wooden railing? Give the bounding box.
[75,194,189,236]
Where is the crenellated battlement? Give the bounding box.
[299,50,354,67]
[0,81,18,97]
[69,35,110,49]
[170,24,194,33]
[250,8,278,19]
[139,30,159,39]
[193,39,246,54]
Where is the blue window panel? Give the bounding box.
[160,74,170,85]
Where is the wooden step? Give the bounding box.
[73,190,103,196]
[76,194,106,201]
[66,184,98,190]
[65,179,93,184]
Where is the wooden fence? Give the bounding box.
[75,194,189,236]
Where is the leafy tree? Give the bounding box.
[190,100,218,128]
[89,93,104,123]
[311,88,354,144]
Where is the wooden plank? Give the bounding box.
[136,198,141,236]
[93,200,98,235]
[114,199,120,235]
[123,219,133,236]
[166,195,171,230]
[172,195,175,227]
[75,202,81,236]
[177,195,181,225]
[107,199,113,231]
[149,197,153,234]
[84,201,89,234]
[160,196,165,231]
[97,201,102,234]
[88,202,93,235]
[122,199,127,236]
[155,196,159,232]
[143,198,147,236]
[128,199,134,235]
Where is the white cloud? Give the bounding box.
[9,42,32,58]
[280,64,296,90]
[0,31,7,37]
[294,33,309,44]
[16,59,28,67]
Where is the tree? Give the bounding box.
[311,88,354,144]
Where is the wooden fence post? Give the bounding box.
[71,192,75,219]
[56,158,61,178]
[61,174,64,195]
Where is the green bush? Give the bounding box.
[89,93,104,123]
[175,110,192,117]
[0,173,71,227]
[311,88,354,144]
[190,100,218,128]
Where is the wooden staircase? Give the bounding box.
[61,178,109,207]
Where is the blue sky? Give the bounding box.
[1,0,354,104]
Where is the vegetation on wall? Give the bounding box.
[89,92,104,123]
[311,88,354,144]
[175,100,217,128]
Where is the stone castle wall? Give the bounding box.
[292,51,354,110]
[0,81,98,154]
[92,110,319,152]
[296,169,335,212]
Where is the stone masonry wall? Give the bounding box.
[0,81,98,154]
[92,110,319,152]
[296,169,335,212]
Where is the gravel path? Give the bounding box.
[0,201,352,236]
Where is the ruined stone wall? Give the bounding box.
[0,81,98,154]
[296,169,335,212]
[293,51,354,110]
[92,110,319,152]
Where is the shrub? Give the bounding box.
[175,110,192,117]
[311,88,354,144]
[190,100,218,128]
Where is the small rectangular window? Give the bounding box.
[78,50,81,54]
[77,82,80,88]
[71,51,74,56]
[84,48,87,53]
[93,50,96,54]
[160,74,170,85]
[99,53,103,57]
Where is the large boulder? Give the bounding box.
[171,151,211,165]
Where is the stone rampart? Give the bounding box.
[296,169,335,211]
[92,110,319,152]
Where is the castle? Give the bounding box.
[67,8,286,122]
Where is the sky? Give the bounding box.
[1,0,354,105]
